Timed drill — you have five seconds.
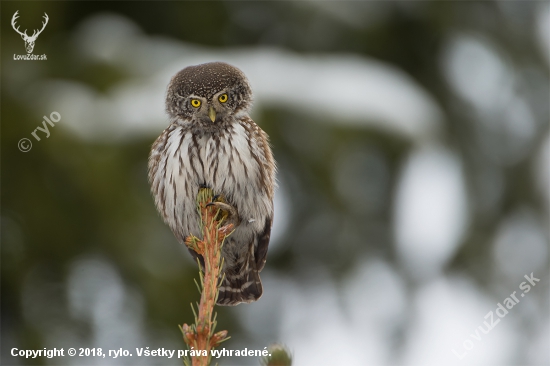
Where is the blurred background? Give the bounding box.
[2,1,549,365]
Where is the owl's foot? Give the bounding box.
[206,197,240,227]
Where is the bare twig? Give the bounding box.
[180,188,232,366]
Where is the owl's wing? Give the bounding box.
[255,217,272,272]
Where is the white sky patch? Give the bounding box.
[442,35,511,112]
[536,2,550,66]
[276,269,382,365]
[67,257,146,351]
[394,146,468,279]
[400,276,516,366]
[527,322,550,365]
[492,210,548,280]
[342,259,407,364]
[441,34,538,165]
[270,180,291,252]
[534,134,550,207]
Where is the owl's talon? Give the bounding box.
[207,201,240,226]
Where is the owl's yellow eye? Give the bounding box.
[191,99,201,108]
[218,94,228,103]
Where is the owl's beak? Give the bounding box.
[208,106,216,122]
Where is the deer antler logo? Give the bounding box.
[11,11,49,54]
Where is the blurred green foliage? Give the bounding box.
[2,1,548,365]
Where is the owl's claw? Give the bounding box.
[206,201,240,227]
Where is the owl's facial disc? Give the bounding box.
[192,100,224,124]
[198,91,232,123]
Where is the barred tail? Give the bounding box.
[216,256,263,306]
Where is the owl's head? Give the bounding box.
[166,62,252,126]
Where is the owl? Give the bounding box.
[148,62,276,306]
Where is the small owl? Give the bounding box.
[148,62,276,306]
